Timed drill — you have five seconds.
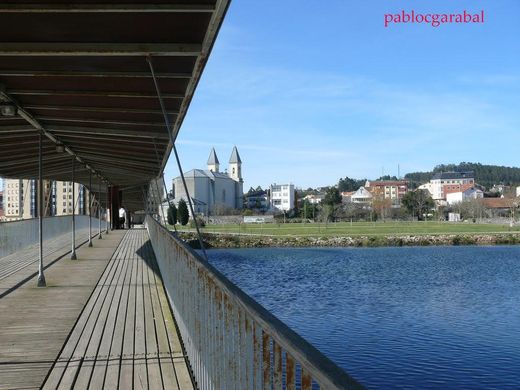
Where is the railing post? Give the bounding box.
[154,178,166,225]
[98,176,103,238]
[88,171,93,247]
[106,183,110,234]
[37,131,46,287]
[162,174,177,232]
[70,157,77,260]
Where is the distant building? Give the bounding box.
[350,186,373,205]
[420,171,475,201]
[478,197,517,216]
[269,183,295,212]
[516,186,520,198]
[172,147,244,216]
[446,187,484,205]
[303,194,324,204]
[2,178,88,221]
[365,180,408,206]
[244,189,269,210]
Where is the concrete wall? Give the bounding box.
[0,215,100,259]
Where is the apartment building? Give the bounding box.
[269,183,295,212]
[2,178,89,221]
[419,171,475,200]
[365,180,408,206]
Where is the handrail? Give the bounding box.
[146,215,364,389]
[0,214,81,224]
[0,215,100,259]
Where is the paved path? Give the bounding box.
[0,229,193,389]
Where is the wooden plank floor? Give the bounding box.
[42,229,194,390]
[0,228,97,295]
[0,230,125,390]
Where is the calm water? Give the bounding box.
[207,246,520,389]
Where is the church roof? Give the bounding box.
[207,147,220,165]
[181,169,233,181]
[229,146,242,164]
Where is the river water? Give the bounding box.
[207,246,520,389]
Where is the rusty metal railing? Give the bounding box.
[146,216,364,389]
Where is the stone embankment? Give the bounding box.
[178,232,520,249]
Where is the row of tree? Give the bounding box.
[293,185,439,222]
[167,198,189,225]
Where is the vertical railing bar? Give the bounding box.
[273,340,282,389]
[214,288,222,390]
[225,295,234,390]
[253,322,262,390]
[202,271,209,390]
[301,368,312,390]
[286,352,296,390]
[262,331,272,390]
[244,314,253,390]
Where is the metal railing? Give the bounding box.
[0,215,100,258]
[146,216,364,389]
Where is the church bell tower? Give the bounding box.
[228,146,242,182]
[207,147,220,173]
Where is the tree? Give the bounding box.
[177,199,189,225]
[323,187,342,206]
[338,176,366,192]
[167,204,177,225]
[372,195,392,221]
[401,190,434,220]
[320,187,343,222]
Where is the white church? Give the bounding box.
[172,147,244,216]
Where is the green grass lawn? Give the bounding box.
[172,221,520,237]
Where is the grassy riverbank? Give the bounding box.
[173,221,520,237]
[170,221,520,249]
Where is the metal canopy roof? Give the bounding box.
[0,1,230,211]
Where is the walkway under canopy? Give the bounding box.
[0,1,230,211]
[0,229,193,390]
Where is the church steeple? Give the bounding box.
[228,146,242,182]
[207,147,220,172]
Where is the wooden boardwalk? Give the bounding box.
[0,228,93,295]
[0,229,193,390]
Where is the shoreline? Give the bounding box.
[177,231,520,249]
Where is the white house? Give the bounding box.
[303,194,323,204]
[517,186,520,198]
[172,147,243,216]
[350,186,373,205]
[446,187,484,205]
[270,183,295,212]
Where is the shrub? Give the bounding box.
[178,199,189,226]
[167,204,177,225]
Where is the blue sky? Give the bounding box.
[169,1,518,189]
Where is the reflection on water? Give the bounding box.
[208,246,520,389]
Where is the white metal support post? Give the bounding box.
[37,131,46,287]
[105,184,110,234]
[98,177,103,238]
[88,171,93,247]
[70,157,77,260]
